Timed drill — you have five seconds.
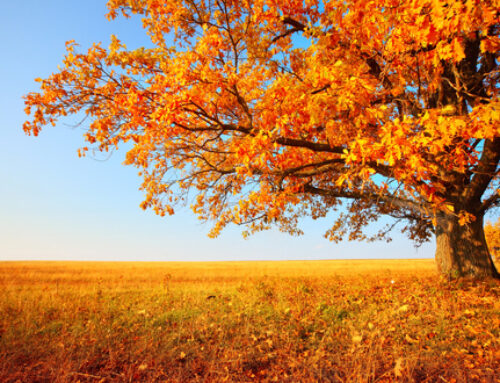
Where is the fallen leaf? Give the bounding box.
[398,304,409,313]
[405,334,418,344]
[394,357,404,378]
[352,335,363,343]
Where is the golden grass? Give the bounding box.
[0,259,498,382]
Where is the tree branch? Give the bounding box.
[464,137,500,206]
[303,183,429,216]
[479,192,500,214]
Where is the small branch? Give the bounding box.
[479,192,500,214]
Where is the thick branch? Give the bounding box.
[274,136,344,153]
[303,183,429,216]
[282,17,306,31]
[277,159,344,177]
[271,17,306,43]
[479,192,500,214]
[464,137,500,206]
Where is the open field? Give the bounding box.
[0,260,498,382]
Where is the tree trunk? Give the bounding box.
[435,212,499,279]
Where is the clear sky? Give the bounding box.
[0,0,434,261]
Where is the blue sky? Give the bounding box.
[0,0,434,261]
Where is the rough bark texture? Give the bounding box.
[435,213,500,279]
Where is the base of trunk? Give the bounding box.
[435,213,499,279]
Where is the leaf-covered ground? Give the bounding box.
[0,260,498,382]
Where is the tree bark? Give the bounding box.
[435,212,499,279]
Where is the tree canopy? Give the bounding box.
[24,0,499,277]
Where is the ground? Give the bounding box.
[0,260,498,382]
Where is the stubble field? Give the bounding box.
[0,259,498,382]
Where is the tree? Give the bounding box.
[24,0,499,278]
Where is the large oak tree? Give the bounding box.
[24,0,499,278]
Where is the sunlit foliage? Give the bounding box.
[23,0,499,276]
[485,218,500,262]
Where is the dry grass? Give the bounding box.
[0,259,498,382]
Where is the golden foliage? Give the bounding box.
[24,0,499,244]
[485,218,500,261]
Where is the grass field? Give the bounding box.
[0,260,498,382]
